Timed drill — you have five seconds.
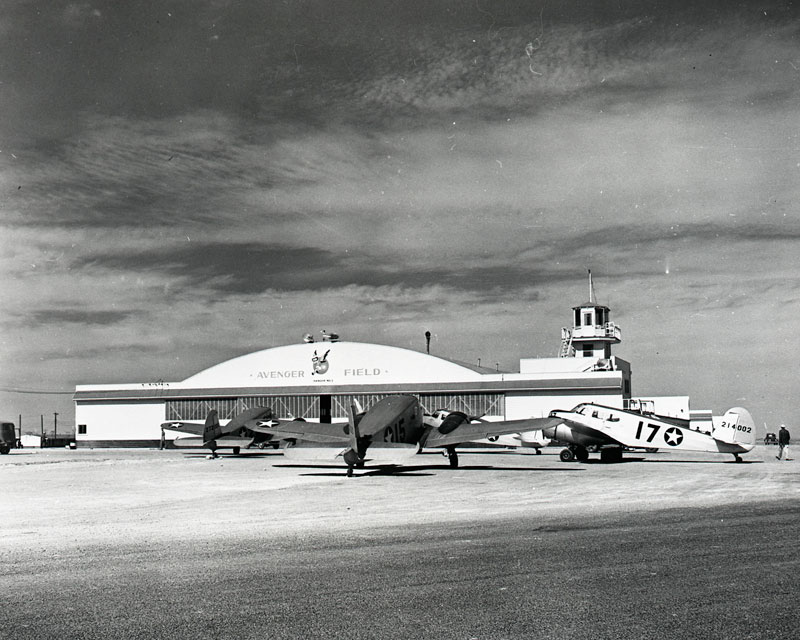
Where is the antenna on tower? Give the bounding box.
[588,269,594,304]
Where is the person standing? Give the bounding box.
[777,424,791,460]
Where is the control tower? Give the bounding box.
[559,271,622,361]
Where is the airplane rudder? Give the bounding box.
[716,407,756,447]
[733,407,756,446]
[204,409,219,429]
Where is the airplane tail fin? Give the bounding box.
[202,409,223,445]
[343,402,362,469]
[712,407,756,450]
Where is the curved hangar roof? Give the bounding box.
[179,341,484,389]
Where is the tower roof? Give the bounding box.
[573,301,610,310]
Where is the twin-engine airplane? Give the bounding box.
[543,403,756,463]
[161,406,277,457]
[265,395,556,476]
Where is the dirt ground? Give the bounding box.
[2,444,796,557]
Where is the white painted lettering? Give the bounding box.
[343,368,382,376]
[256,370,305,379]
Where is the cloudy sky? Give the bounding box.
[1,0,798,433]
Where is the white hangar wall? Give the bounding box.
[75,401,165,446]
[180,342,485,388]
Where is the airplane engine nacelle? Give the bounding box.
[550,423,602,448]
[438,412,469,434]
[343,448,361,467]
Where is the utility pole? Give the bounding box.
[40,415,44,447]
[54,412,59,442]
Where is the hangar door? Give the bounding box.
[166,392,505,421]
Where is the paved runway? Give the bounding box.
[2,447,799,639]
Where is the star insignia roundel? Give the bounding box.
[664,427,684,446]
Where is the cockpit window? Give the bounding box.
[592,411,599,418]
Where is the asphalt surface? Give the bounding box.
[2,447,799,639]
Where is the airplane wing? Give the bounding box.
[172,435,256,449]
[161,421,204,436]
[425,417,562,449]
[265,420,351,444]
[223,407,275,434]
[163,407,275,439]
[249,422,279,435]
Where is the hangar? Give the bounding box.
[73,296,632,447]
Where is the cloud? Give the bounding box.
[68,239,563,295]
[28,309,135,327]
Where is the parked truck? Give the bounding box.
[1,420,16,454]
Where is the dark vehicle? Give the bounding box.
[1,421,16,454]
[764,432,778,445]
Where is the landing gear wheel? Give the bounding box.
[559,448,575,462]
[734,454,743,463]
[347,466,354,477]
[535,448,542,455]
[447,448,459,469]
[232,447,241,455]
[575,446,589,462]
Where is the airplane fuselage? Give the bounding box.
[546,403,755,462]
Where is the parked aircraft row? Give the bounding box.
[162,395,756,475]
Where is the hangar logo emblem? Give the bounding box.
[664,427,684,447]
[312,350,330,375]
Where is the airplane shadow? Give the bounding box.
[273,463,583,476]
[581,457,647,464]
[627,458,761,465]
[274,464,435,477]
[180,451,281,459]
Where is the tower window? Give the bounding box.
[584,312,592,326]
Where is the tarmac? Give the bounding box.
[1,444,798,639]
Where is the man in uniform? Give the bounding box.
[777,424,791,460]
